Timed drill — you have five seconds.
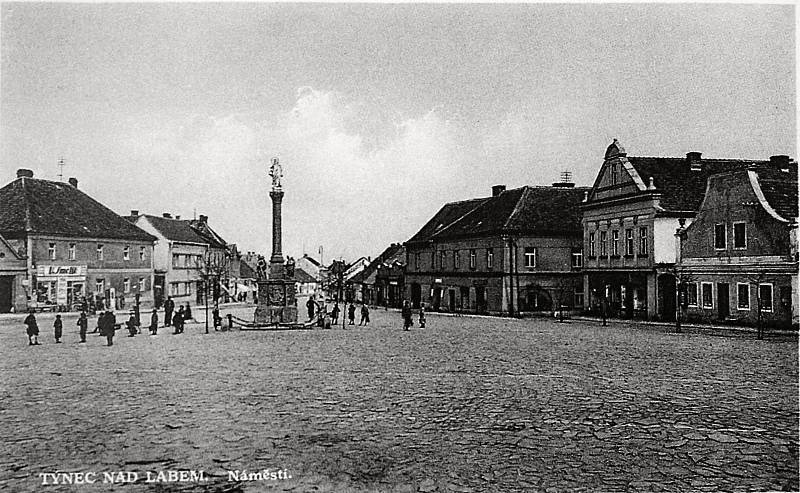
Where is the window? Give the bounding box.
[140,246,146,261]
[172,254,180,268]
[734,222,747,249]
[469,249,476,269]
[123,246,130,261]
[95,279,105,294]
[737,283,750,310]
[571,250,583,268]
[185,282,193,296]
[453,250,460,270]
[439,251,446,271]
[611,230,619,256]
[600,231,608,257]
[123,278,130,293]
[611,163,618,185]
[68,243,76,261]
[701,282,713,308]
[588,232,596,257]
[139,277,146,291]
[415,253,420,271]
[486,249,494,269]
[758,284,773,312]
[574,286,584,307]
[714,223,726,250]
[96,244,104,261]
[48,243,56,260]
[687,283,698,306]
[638,227,648,255]
[625,229,634,255]
[524,247,537,268]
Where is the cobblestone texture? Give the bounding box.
[0,308,797,492]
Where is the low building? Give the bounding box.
[0,233,27,313]
[405,183,588,316]
[0,169,157,311]
[678,159,798,327]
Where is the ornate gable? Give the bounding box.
[588,140,647,202]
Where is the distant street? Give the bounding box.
[0,307,797,492]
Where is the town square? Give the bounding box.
[0,3,797,492]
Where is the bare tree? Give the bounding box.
[197,248,231,334]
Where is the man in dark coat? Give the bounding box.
[164,296,175,328]
[126,311,137,337]
[359,304,370,326]
[149,308,158,335]
[402,301,413,331]
[54,314,63,343]
[331,303,340,325]
[103,310,116,346]
[77,312,88,343]
[173,306,184,334]
[306,297,316,321]
[184,303,193,321]
[24,310,40,345]
[347,303,356,325]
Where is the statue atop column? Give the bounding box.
[269,157,282,190]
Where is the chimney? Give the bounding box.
[770,155,791,172]
[198,214,208,224]
[492,185,506,197]
[16,169,33,178]
[162,213,172,219]
[68,177,78,188]
[130,210,139,217]
[686,152,702,171]
[175,215,181,220]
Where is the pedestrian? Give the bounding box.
[359,304,370,326]
[419,303,426,328]
[77,311,88,343]
[601,296,608,327]
[184,303,193,321]
[103,310,116,346]
[24,309,40,345]
[149,308,158,335]
[54,314,63,343]
[126,311,137,337]
[306,296,316,321]
[348,303,356,325]
[164,296,174,328]
[331,303,340,325]
[173,306,184,334]
[212,304,221,330]
[402,301,413,330]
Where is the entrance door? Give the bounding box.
[0,276,12,313]
[657,274,676,322]
[432,287,441,311]
[448,289,456,311]
[717,283,730,320]
[410,283,421,309]
[476,286,487,314]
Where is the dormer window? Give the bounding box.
[611,163,619,185]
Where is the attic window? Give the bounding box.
[611,163,619,185]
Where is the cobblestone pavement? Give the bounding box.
[0,307,797,492]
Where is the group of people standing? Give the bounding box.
[310,298,371,327]
[401,301,426,330]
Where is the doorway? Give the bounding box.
[717,283,730,320]
[0,276,12,313]
[410,283,421,309]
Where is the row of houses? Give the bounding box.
[399,140,797,328]
[0,169,249,313]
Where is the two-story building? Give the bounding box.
[405,183,588,316]
[582,140,776,321]
[126,212,227,308]
[0,169,157,311]
[0,233,28,313]
[679,159,797,327]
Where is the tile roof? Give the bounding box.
[0,177,156,242]
[133,215,211,244]
[426,186,589,240]
[755,167,798,221]
[350,243,405,284]
[239,260,257,279]
[189,219,227,249]
[627,157,767,213]
[406,197,488,243]
[294,267,318,284]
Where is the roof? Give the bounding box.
[189,219,227,249]
[239,260,257,279]
[423,186,589,240]
[627,157,761,212]
[407,197,488,243]
[301,254,321,267]
[350,243,405,284]
[754,167,798,221]
[132,215,211,244]
[294,267,318,284]
[0,177,156,242]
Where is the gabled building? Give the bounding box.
[405,182,588,315]
[678,159,798,327]
[0,169,157,311]
[581,139,777,321]
[126,212,227,308]
[353,243,405,306]
[0,233,28,313]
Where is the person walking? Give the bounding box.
[126,311,138,337]
[53,314,63,343]
[103,310,116,346]
[164,296,174,328]
[212,304,221,330]
[347,303,356,325]
[173,306,184,334]
[402,301,413,331]
[77,311,88,343]
[419,303,426,328]
[149,308,158,335]
[331,303,340,325]
[306,296,316,321]
[359,304,370,326]
[24,310,40,345]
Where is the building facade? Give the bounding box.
[678,161,797,327]
[405,184,587,316]
[0,170,157,312]
[0,233,28,313]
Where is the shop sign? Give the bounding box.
[37,265,85,277]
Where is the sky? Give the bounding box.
[1,3,795,263]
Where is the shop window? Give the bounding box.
[48,243,56,260]
[733,222,747,249]
[737,283,750,310]
[701,282,713,308]
[687,283,698,307]
[68,243,76,261]
[524,247,537,268]
[625,229,634,255]
[758,284,773,312]
[714,223,726,250]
